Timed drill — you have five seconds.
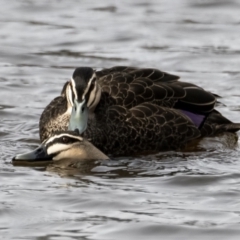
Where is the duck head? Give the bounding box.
[66,67,101,134]
[12,131,109,164]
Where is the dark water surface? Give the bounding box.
[1,0,240,239]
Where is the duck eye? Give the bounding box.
[62,137,69,143]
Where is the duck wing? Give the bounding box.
[97,67,216,117]
[96,66,138,77]
[93,102,201,154]
[96,66,179,83]
[173,82,216,114]
[97,67,185,108]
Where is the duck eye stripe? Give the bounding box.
[84,83,96,106]
[45,133,83,146]
[71,78,78,100]
[67,84,74,106]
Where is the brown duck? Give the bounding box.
[39,66,240,156]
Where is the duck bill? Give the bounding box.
[12,144,52,165]
[68,99,89,134]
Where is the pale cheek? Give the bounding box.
[53,151,70,160]
[47,143,69,155]
[53,149,87,160]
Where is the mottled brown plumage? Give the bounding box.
[39,82,70,142]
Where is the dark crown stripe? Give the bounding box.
[71,67,95,102]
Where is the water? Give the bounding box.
[1,0,240,239]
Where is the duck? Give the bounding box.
[12,131,109,163]
[39,66,240,156]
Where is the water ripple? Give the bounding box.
[1,0,240,239]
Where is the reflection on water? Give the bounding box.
[1,0,240,239]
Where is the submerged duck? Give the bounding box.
[13,131,109,162]
[40,66,240,155]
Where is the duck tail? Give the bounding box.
[216,123,240,133]
[200,110,240,136]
